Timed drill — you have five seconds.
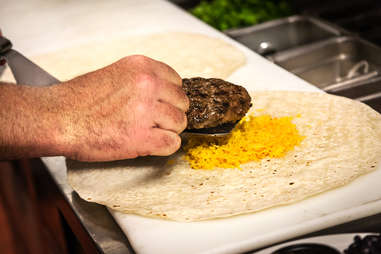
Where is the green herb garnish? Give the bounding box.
[190,0,294,31]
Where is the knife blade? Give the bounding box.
[0,36,59,86]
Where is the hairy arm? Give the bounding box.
[0,82,65,159]
[0,55,189,161]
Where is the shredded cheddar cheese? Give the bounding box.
[183,114,304,169]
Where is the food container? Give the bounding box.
[225,15,343,56]
[329,76,381,98]
[328,76,381,113]
[268,36,381,91]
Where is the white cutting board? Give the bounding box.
[2,0,381,253]
[110,166,381,254]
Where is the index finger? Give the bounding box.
[152,59,182,86]
[157,80,189,113]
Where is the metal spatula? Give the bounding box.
[0,36,59,86]
[181,121,238,137]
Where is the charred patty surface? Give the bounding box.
[182,77,252,129]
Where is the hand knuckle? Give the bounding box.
[130,54,151,64]
[136,73,159,92]
[134,100,150,115]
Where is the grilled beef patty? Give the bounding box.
[182,77,252,130]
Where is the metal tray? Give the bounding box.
[225,15,343,56]
[268,36,381,90]
[329,76,381,98]
[327,75,381,113]
[357,92,381,113]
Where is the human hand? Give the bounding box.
[52,55,189,161]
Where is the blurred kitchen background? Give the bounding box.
[170,0,381,112]
[171,0,381,44]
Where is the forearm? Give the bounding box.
[0,82,64,159]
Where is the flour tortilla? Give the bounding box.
[67,91,381,222]
[1,32,246,82]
